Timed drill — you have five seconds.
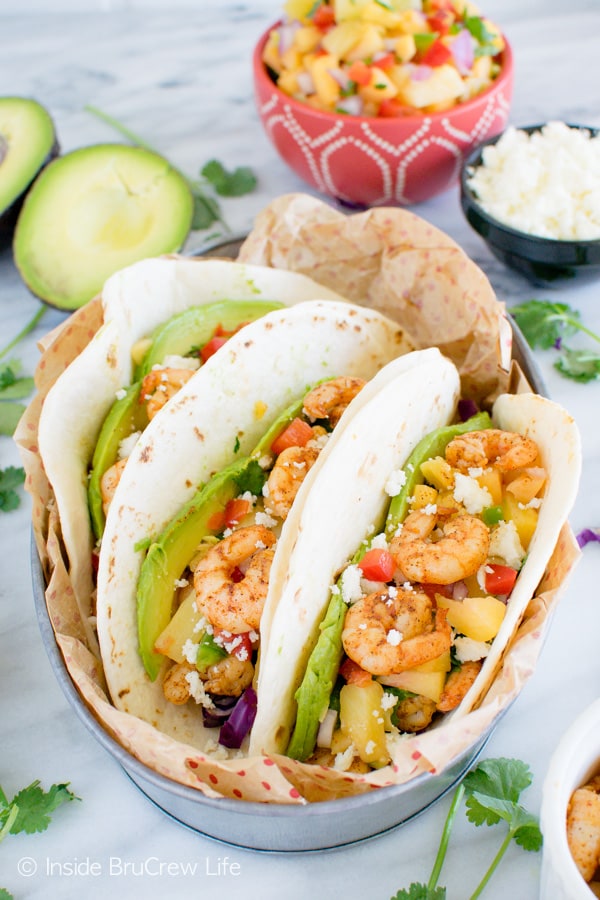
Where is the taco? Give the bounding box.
[96,299,417,750]
[249,378,581,772]
[36,257,380,648]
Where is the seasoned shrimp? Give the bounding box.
[445,429,538,473]
[100,457,128,517]
[393,695,437,733]
[163,661,195,705]
[567,776,600,883]
[302,376,365,427]
[140,367,195,420]
[202,654,254,697]
[436,660,482,713]
[193,525,276,632]
[342,588,452,676]
[390,510,490,585]
[264,445,320,520]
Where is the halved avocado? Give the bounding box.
[0,97,58,245]
[13,143,193,310]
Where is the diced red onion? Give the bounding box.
[336,95,364,116]
[202,694,237,728]
[450,28,474,75]
[278,21,300,55]
[577,528,600,549]
[218,686,257,748]
[316,708,338,749]
[458,397,479,421]
[452,580,469,600]
[327,66,352,91]
[409,64,433,82]
[296,71,315,96]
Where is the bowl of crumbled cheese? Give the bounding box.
[460,122,600,286]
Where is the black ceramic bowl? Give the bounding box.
[460,124,600,287]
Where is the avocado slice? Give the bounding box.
[137,391,310,681]
[286,410,493,761]
[88,299,284,540]
[13,143,193,310]
[0,97,58,245]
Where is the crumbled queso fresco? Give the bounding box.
[467,121,600,240]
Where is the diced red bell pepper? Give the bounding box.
[200,335,229,363]
[484,564,518,596]
[421,39,453,67]
[271,417,313,455]
[224,497,251,527]
[358,548,396,582]
[339,657,372,686]
[207,509,226,532]
[373,52,396,71]
[214,629,254,661]
[313,3,335,29]
[347,60,372,86]
[378,98,415,118]
[427,10,454,35]
[421,582,454,601]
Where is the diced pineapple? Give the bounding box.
[409,483,438,510]
[380,669,448,704]
[412,649,452,675]
[308,53,341,107]
[357,2,403,29]
[394,34,416,62]
[501,492,539,549]
[334,0,371,21]
[277,70,301,96]
[284,0,318,19]
[321,21,365,59]
[359,66,398,103]
[396,9,429,33]
[436,489,459,510]
[331,727,353,754]
[451,0,481,16]
[154,586,201,663]
[294,25,323,54]
[263,31,282,74]
[396,64,464,108]
[281,46,303,72]
[339,682,389,766]
[505,467,546,504]
[482,18,505,51]
[420,455,455,491]
[475,467,503,505]
[344,23,385,62]
[436,594,506,642]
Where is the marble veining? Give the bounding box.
[1,2,600,898]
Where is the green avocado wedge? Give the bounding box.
[87,299,284,541]
[137,390,312,682]
[286,410,493,762]
[13,143,194,310]
[0,97,58,245]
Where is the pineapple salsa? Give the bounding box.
[263,0,505,117]
[287,413,547,772]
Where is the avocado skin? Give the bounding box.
[286,410,494,761]
[0,97,59,246]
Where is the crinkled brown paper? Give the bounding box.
[15,193,579,805]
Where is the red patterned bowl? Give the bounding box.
[253,24,513,207]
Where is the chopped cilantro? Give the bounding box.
[0,779,78,842]
[201,159,257,198]
[233,435,241,454]
[0,466,25,511]
[234,459,267,496]
[391,758,541,900]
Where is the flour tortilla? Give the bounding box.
[36,257,387,646]
[96,299,416,750]
[249,379,580,758]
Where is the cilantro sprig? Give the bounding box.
[0,306,45,438]
[85,105,256,234]
[391,758,542,900]
[510,299,600,383]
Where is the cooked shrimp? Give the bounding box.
[436,660,482,713]
[445,429,539,473]
[202,654,254,696]
[264,445,320,520]
[163,661,195,705]
[342,588,452,676]
[393,695,437,733]
[567,776,600,883]
[302,376,366,427]
[140,367,195,420]
[390,510,490,585]
[193,525,276,632]
[100,457,128,517]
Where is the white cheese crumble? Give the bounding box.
[340,564,364,605]
[518,497,543,510]
[454,636,491,663]
[185,671,215,708]
[182,638,198,664]
[333,743,356,772]
[161,353,200,370]
[370,532,389,550]
[385,468,407,497]
[381,692,397,711]
[364,740,376,756]
[254,510,278,528]
[387,628,403,646]
[174,577,189,588]
[115,388,127,401]
[466,121,600,240]
[452,472,492,515]
[118,430,141,460]
[489,520,525,569]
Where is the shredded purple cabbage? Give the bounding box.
[218,687,257,749]
[458,397,479,421]
[576,528,600,549]
[202,694,237,729]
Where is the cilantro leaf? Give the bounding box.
[0,889,14,900]
[7,781,78,836]
[234,459,267,496]
[0,465,25,511]
[189,189,222,230]
[463,757,532,806]
[201,160,257,198]
[510,300,582,349]
[0,402,26,437]
[391,884,446,899]
[555,348,600,383]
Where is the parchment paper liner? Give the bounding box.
[16,193,580,805]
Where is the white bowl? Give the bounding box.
[540,698,600,898]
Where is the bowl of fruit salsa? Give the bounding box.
[253,0,513,206]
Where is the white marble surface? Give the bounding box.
[1,2,600,898]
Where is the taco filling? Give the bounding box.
[287,411,547,771]
[137,376,366,749]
